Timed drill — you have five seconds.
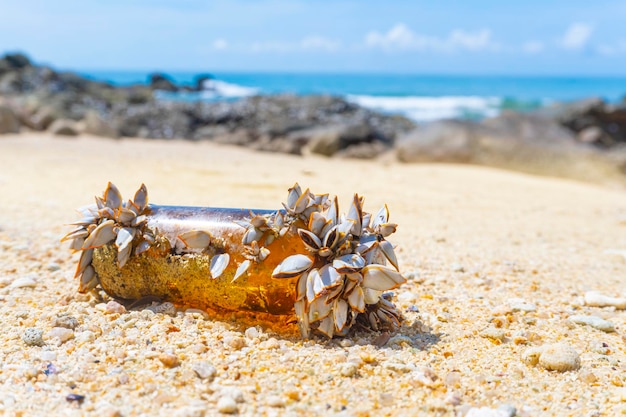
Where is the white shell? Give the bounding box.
[362,264,405,291]
[272,254,313,278]
[333,253,365,273]
[82,220,116,249]
[210,253,230,279]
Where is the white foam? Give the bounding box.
[201,79,259,98]
[347,95,502,122]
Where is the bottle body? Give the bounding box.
[92,205,300,315]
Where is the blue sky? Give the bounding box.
[1,0,626,74]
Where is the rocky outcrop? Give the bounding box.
[396,113,626,184]
[0,105,20,134]
[48,119,80,136]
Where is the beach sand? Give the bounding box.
[1,133,625,416]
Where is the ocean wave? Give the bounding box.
[200,79,259,98]
[347,94,502,122]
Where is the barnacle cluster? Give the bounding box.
[239,184,405,338]
[65,182,407,339]
[61,183,158,292]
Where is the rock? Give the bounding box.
[396,120,476,163]
[193,74,214,91]
[158,352,180,368]
[45,327,74,343]
[336,141,389,159]
[54,315,79,329]
[584,291,626,309]
[465,407,513,417]
[480,327,506,343]
[10,276,37,288]
[23,328,45,346]
[523,343,580,372]
[244,327,259,340]
[149,73,178,92]
[569,315,615,332]
[0,105,20,134]
[104,300,127,315]
[83,110,119,138]
[396,114,626,185]
[0,53,32,73]
[577,126,605,144]
[192,361,217,381]
[216,396,237,414]
[48,119,79,136]
[29,106,57,130]
[266,395,285,408]
[339,362,359,377]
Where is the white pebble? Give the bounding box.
[411,367,438,387]
[105,300,127,314]
[220,387,244,403]
[39,350,57,361]
[23,328,44,346]
[465,406,511,417]
[45,327,74,343]
[340,362,358,377]
[145,302,176,315]
[523,343,581,372]
[397,292,418,304]
[266,395,285,408]
[11,276,37,289]
[54,315,79,329]
[244,327,259,340]
[508,298,537,312]
[47,262,61,272]
[584,291,626,309]
[192,361,216,381]
[216,396,238,414]
[569,315,615,332]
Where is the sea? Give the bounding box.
[80,71,626,122]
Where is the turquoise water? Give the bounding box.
[80,71,626,121]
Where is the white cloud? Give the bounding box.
[522,41,544,54]
[559,23,593,50]
[300,36,340,52]
[212,39,228,50]
[364,23,497,52]
[597,40,626,55]
[250,36,340,53]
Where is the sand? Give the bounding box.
[0,133,625,416]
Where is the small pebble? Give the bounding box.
[584,291,626,309]
[223,335,246,350]
[47,262,61,272]
[105,301,127,315]
[158,352,181,368]
[216,396,237,414]
[497,404,517,417]
[66,393,85,403]
[397,292,418,304]
[569,315,615,333]
[40,350,57,361]
[145,302,176,315]
[465,406,511,417]
[411,367,438,387]
[508,298,537,313]
[23,328,45,346]
[220,387,244,403]
[266,395,285,408]
[340,362,358,377]
[523,343,581,372]
[451,263,465,272]
[54,315,79,329]
[444,392,462,406]
[11,276,37,289]
[45,327,74,343]
[244,327,259,340]
[480,327,506,343]
[192,361,217,380]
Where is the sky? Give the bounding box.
[1,0,626,75]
